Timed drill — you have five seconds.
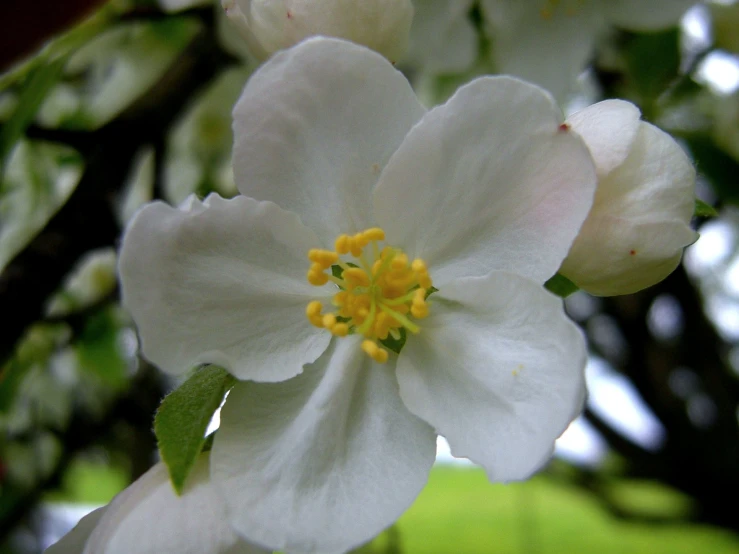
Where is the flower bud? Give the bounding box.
[221,0,414,63]
[560,100,698,296]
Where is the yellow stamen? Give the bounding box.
[308,249,339,268]
[322,313,337,329]
[305,227,434,363]
[362,340,389,364]
[306,301,324,327]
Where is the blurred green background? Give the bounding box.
[1,1,739,552]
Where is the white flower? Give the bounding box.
[119,38,597,553]
[559,100,698,296]
[46,456,269,554]
[480,0,697,101]
[404,0,477,75]
[221,0,414,62]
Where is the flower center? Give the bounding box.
[305,227,433,364]
[539,0,586,19]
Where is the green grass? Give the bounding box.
[45,458,128,505]
[386,465,739,554]
[46,460,739,554]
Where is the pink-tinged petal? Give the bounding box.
[561,122,698,296]
[567,99,642,179]
[373,76,597,287]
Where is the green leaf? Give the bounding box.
[685,137,739,205]
[694,198,718,218]
[154,366,236,494]
[75,307,129,390]
[0,57,68,177]
[624,28,680,108]
[545,273,579,298]
[380,327,407,355]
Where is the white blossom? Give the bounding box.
[119,38,597,553]
[560,99,698,296]
[404,0,477,75]
[480,0,697,100]
[46,456,269,554]
[221,0,414,62]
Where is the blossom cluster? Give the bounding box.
[49,2,697,553]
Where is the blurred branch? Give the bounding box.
[152,133,168,201]
[23,125,97,154]
[0,20,237,367]
[587,266,739,531]
[582,408,654,468]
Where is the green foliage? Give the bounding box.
[57,17,199,129]
[0,141,83,271]
[154,366,235,494]
[391,467,739,554]
[0,324,68,413]
[0,57,67,176]
[351,525,402,554]
[623,29,681,110]
[45,458,128,504]
[687,137,739,205]
[694,198,718,219]
[544,273,579,298]
[75,307,130,390]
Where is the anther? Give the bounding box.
[362,340,389,364]
[335,235,350,255]
[322,313,337,329]
[331,323,349,337]
[306,227,434,360]
[308,249,339,268]
[390,253,408,271]
[343,267,370,287]
[349,236,363,257]
[306,301,324,327]
[354,232,370,248]
[307,268,328,286]
[411,259,426,273]
[363,228,385,241]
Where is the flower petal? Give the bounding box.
[232,37,426,248]
[481,0,604,101]
[567,99,642,179]
[46,507,107,553]
[373,76,596,286]
[119,194,330,381]
[602,0,696,31]
[237,0,414,63]
[78,457,267,554]
[211,337,437,554]
[396,271,587,482]
[560,122,698,296]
